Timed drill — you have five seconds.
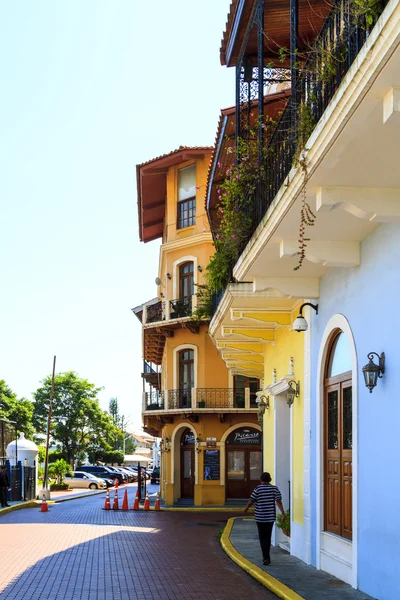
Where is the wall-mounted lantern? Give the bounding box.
[292,303,318,332]
[286,380,300,406]
[362,352,385,393]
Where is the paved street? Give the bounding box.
[0,492,276,600]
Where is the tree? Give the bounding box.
[48,459,70,484]
[108,397,120,427]
[0,380,35,438]
[33,371,119,468]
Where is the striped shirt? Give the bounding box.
[250,483,282,522]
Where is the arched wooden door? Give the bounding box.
[226,427,262,499]
[324,331,353,540]
[181,429,195,498]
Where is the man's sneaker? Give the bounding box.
[263,559,270,565]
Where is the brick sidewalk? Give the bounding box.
[0,494,277,600]
[228,518,375,600]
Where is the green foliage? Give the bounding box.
[48,459,70,485]
[37,446,46,463]
[108,397,120,427]
[50,483,69,491]
[124,436,136,455]
[87,449,125,465]
[48,450,67,463]
[276,511,291,535]
[33,371,119,467]
[194,120,277,317]
[353,0,382,26]
[0,380,35,437]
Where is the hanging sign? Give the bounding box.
[203,449,220,480]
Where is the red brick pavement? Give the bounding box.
[0,494,277,599]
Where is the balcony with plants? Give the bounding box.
[200,0,391,321]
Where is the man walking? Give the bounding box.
[0,465,10,508]
[244,472,285,565]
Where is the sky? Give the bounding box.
[0,1,234,431]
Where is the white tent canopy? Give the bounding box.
[124,454,151,464]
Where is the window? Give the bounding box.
[178,349,194,408]
[324,331,352,540]
[177,164,196,229]
[179,262,194,299]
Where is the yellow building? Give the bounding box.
[133,146,261,507]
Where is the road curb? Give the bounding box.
[220,517,305,600]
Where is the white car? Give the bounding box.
[64,471,107,490]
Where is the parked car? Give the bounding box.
[105,466,129,483]
[64,472,107,490]
[121,467,138,482]
[150,467,160,485]
[77,465,124,485]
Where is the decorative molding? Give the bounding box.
[316,186,400,223]
[230,309,292,326]
[383,87,400,124]
[222,327,276,343]
[280,240,360,268]
[253,278,319,298]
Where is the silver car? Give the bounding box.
[65,471,107,490]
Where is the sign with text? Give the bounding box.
[226,428,261,446]
[206,437,217,448]
[203,449,220,480]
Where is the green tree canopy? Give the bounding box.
[0,380,35,438]
[33,371,119,467]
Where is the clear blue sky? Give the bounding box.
[0,1,234,430]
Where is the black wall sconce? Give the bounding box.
[197,265,203,272]
[166,273,171,279]
[292,303,318,332]
[362,352,385,393]
[286,380,300,406]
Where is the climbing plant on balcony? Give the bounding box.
[193,119,277,319]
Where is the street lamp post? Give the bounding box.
[42,355,56,500]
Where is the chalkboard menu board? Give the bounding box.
[203,449,220,481]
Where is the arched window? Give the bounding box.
[324,331,352,540]
[179,261,194,299]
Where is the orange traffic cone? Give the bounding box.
[40,494,49,513]
[121,489,128,511]
[133,489,139,511]
[144,490,150,511]
[103,489,111,510]
[112,487,119,510]
[154,492,161,511]
[114,478,119,489]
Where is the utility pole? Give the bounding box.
[42,356,56,499]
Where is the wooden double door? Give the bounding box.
[226,448,262,499]
[325,375,352,540]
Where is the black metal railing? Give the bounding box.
[146,301,164,324]
[168,388,192,409]
[169,297,192,319]
[234,0,387,260]
[144,391,164,411]
[196,389,246,409]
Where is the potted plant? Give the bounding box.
[276,510,290,537]
[198,400,206,408]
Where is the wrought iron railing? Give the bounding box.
[169,297,192,319]
[144,391,164,410]
[168,389,192,409]
[234,1,387,260]
[146,301,164,324]
[143,389,250,411]
[196,389,245,409]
